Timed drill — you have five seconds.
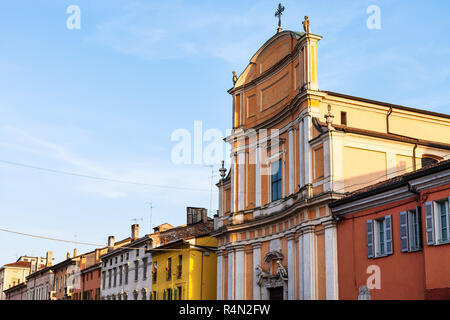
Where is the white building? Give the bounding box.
[100,225,153,300]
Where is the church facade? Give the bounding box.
[212,16,450,300]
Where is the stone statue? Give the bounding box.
[255,265,271,286]
[276,260,288,281]
[325,104,335,130]
[232,71,238,85]
[302,16,310,34]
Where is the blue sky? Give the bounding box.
[0,0,449,264]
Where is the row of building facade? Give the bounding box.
[1,207,218,300]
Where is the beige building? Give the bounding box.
[0,255,51,300]
[213,16,450,300]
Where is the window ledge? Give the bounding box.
[371,253,392,259]
[434,240,450,246]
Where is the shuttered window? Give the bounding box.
[400,208,422,252]
[367,215,393,258]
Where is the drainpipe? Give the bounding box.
[386,107,393,134]
[407,181,420,196]
[413,143,418,171]
[387,106,420,171]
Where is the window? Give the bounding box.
[109,259,112,266]
[438,200,449,242]
[152,291,157,300]
[271,159,282,202]
[134,261,139,281]
[177,286,182,300]
[153,262,157,283]
[400,208,422,252]
[133,291,138,300]
[136,249,140,257]
[167,288,172,300]
[341,111,347,126]
[178,255,182,278]
[142,290,147,300]
[366,215,393,258]
[119,266,123,285]
[167,258,172,280]
[115,257,118,264]
[143,258,148,280]
[113,268,117,287]
[108,270,112,288]
[121,255,123,262]
[126,253,129,260]
[425,199,450,245]
[124,265,129,285]
[422,157,439,168]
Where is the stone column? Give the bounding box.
[252,243,261,300]
[303,116,312,186]
[286,232,295,300]
[227,248,235,300]
[302,225,315,300]
[298,230,303,299]
[324,220,338,300]
[217,251,223,300]
[299,119,304,188]
[234,246,245,300]
[230,154,236,213]
[255,144,261,208]
[238,151,245,211]
[288,128,294,195]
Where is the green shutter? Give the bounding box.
[366,220,374,258]
[400,211,409,252]
[425,202,435,245]
[385,215,393,255]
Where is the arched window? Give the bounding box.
[421,155,442,168]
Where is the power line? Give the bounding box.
[0,159,217,193]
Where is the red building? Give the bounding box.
[72,249,105,300]
[330,159,450,300]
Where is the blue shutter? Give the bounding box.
[174,287,177,301]
[399,211,409,252]
[385,215,393,255]
[366,220,374,258]
[425,202,435,245]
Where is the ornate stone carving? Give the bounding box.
[256,250,288,288]
[358,286,371,300]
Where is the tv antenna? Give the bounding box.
[146,202,155,234]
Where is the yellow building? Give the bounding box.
[147,235,217,300]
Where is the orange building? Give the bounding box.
[330,160,450,300]
[213,12,450,300]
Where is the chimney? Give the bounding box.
[73,249,77,258]
[187,208,193,225]
[95,249,100,262]
[187,207,208,225]
[46,252,53,267]
[108,236,115,251]
[66,252,70,260]
[131,224,139,241]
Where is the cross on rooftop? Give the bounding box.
[275,3,285,33]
